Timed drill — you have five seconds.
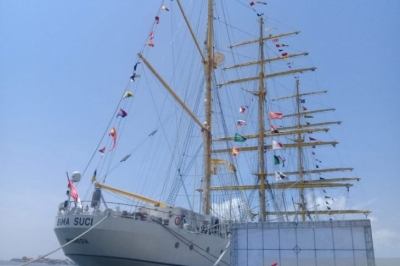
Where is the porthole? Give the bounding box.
[206,247,210,253]
[189,244,194,250]
[175,242,179,248]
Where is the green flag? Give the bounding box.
[304,115,313,118]
[234,133,247,142]
[273,155,285,166]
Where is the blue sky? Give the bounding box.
[0,0,399,261]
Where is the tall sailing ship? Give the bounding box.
[54,1,372,265]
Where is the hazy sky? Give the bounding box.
[0,0,399,261]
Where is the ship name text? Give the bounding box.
[65,238,89,244]
[56,217,94,227]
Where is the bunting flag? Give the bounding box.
[91,169,97,183]
[323,189,327,193]
[133,62,140,71]
[120,154,131,162]
[130,73,136,81]
[272,140,284,149]
[239,106,248,113]
[155,16,160,24]
[300,99,305,103]
[228,163,237,173]
[304,115,313,118]
[325,195,331,199]
[98,147,106,154]
[237,120,246,127]
[275,44,288,47]
[146,31,154,49]
[272,38,279,43]
[273,155,285,166]
[109,127,117,151]
[231,148,239,156]
[326,201,330,205]
[275,171,287,181]
[149,129,158,136]
[271,125,279,133]
[281,52,288,57]
[161,5,169,11]
[234,133,247,142]
[250,1,267,6]
[123,91,133,99]
[327,206,331,210]
[67,176,79,202]
[302,106,307,111]
[271,263,278,266]
[269,111,283,119]
[117,109,128,118]
[309,137,318,141]
[320,177,325,180]
[146,40,154,47]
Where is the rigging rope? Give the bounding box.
[213,240,230,266]
[19,213,110,266]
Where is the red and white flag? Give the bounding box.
[272,140,284,149]
[239,106,247,113]
[269,111,283,119]
[67,176,79,202]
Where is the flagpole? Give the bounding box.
[65,172,71,207]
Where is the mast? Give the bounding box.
[295,78,307,221]
[201,10,372,222]
[257,17,267,222]
[201,0,214,215]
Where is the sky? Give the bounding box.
[0,0,399,263]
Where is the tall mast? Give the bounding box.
[295,78,307,221]
[201,0,214,215]
[257,17,267,222]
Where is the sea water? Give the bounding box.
[0,262,70,266]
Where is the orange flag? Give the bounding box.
[109,127,117,151]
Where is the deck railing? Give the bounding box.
[57,200,230,238]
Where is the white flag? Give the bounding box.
[275,171,287,181]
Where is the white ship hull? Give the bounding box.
[54,212,230,266]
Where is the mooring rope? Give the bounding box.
[20,212,110,266]
[213,240,230,266]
